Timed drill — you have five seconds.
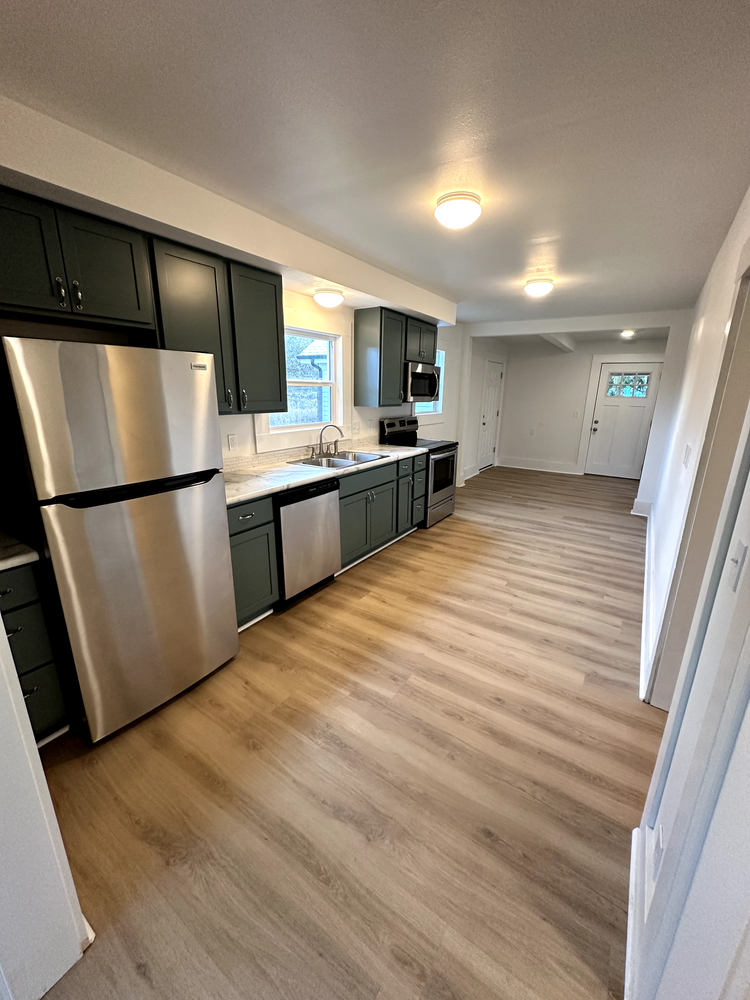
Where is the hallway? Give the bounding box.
[42,468,665,1000]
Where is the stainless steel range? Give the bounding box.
[380,417,458,527]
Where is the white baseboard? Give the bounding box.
[632,499,653,517]
[238,609,273,633]
[495,456,583,476]
[462,463,479,481]
[335,528,418,575]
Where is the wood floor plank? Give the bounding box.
[41,467,665,1000]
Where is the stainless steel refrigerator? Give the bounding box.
[3,337,239,741]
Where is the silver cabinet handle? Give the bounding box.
[241,388,248,409]
[72,279,83,310]
[55,276,67,308]
[23,687,39,700]
[400,390,404,402]
[0,588,12,598]
[227,389,233,410]
[238,513,255,520]
[6,626,23,638]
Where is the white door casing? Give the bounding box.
[477,360,504,470]
[585,362,662,478]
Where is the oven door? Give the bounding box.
[428,447,457,506]
[405,363,440,402]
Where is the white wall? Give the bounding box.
[0,96,456,326]
[460,337,507,479]
[642,183,750,698]
[0,631,88,1000]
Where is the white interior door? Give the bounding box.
[478,360,504,470]
[585,362,662,478]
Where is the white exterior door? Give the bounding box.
[477,360,504,470]
[585,362,662,478]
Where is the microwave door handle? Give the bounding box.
[430,372,439,399]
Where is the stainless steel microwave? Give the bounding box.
[404,362,440,402]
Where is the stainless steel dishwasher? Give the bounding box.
[275,479,341,602]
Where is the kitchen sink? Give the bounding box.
[288,452,382,468]
[289,456,357,468]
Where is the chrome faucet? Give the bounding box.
[318,423,344,455]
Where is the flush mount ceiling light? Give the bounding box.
[434,192,482,229]
[524,278,555,298]
[621,329,636,339]
[313,288,344,308]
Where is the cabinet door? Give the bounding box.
[3,603,54,677]
[379,309,406,406]
[421,324,438,365]
[153,241,236,414]
[405,318,423,363]
[230,263,287,413]
[56,209,154,324]
[370,481,397,549]
[19,662,67,739]
[397,476,412,534]
[230,522,279,626]
[0,188,70,312]
[340,492,370,566]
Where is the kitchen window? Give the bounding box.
[270,332,338,427]
[414,349,445,415]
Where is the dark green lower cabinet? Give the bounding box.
[230,522,279,626]
[340,492,371,566]
[19,663,66,738]
[397,476,413,534]
[340,477,398,567]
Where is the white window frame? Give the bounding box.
[414,348,445,421]
[254,327,346,453]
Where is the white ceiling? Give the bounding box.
[2,0,750,324]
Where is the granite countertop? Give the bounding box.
[0,531,40,571]
[224,444,429,506]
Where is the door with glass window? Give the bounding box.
[585,362,662,478]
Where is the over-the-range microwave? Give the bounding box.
[404,361,440,402]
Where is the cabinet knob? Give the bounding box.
[55,277,67,308]
[72,279,84,310]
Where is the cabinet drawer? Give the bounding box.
[0,564,38,613]
[412,498,426,524]
[3,603,54,676]
[413,470,427,499]
[414,453,427,473]
[339,463,396,498]
[19,662,67,739]
[397,459,413,478]
[227,496,274,535]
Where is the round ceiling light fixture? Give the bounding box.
[621,329,636,339]
[313,288,345,308]
[524,278,555,298]
[434,192,482,229]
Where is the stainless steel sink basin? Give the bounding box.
[336,452,382,463]
[289,456,357,468]
[288,452,382,468]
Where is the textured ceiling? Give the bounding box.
[2,0,750,322]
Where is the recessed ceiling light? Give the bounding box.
[313,289,344,308]
[434,192,482,229]
[621,329,636,339]
[524,278,555,297]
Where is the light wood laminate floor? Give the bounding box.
[42,468,665,1000]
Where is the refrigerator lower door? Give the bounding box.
[42,472,238,741]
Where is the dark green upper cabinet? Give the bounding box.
[152,240,236,414]
[0,188,70,312]
[354,307,406,407]
[405,318,437,364]
[56,210,154,325]
[230,262,287,413]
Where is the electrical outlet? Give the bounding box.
[352,421,360,434]
[683,444,692,469]
[227,433,237,452]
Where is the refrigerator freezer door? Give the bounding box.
[3,337,223,500]
[42,472,239,741]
